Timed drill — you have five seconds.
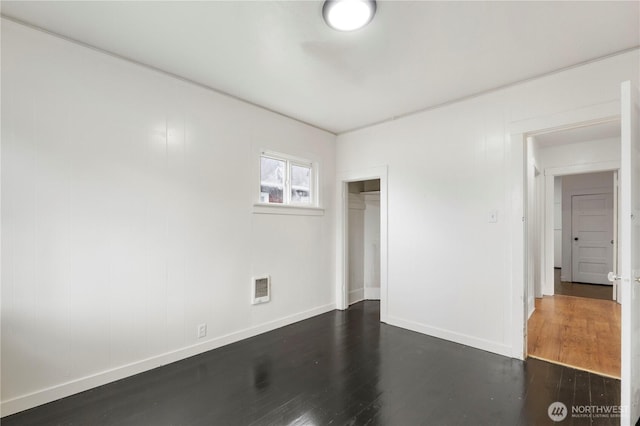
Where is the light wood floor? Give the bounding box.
[527,295,621,378]
[554,268,614,300]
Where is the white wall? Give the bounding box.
[1,20,336,415]
[554,177,563,268]
[363,194,380,300]
[560,171,615,281]
[538,137,620,170]
[348,193,365,304]
[336,49,639,357]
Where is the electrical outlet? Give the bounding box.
[197,323,207,339]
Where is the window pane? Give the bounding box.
[260,156,285,203]
[291,164,311,204]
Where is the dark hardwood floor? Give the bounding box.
[3,301,621,425]
[554,268,614,301]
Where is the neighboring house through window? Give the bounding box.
[260,152,314,206]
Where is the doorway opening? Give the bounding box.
[555,173,617,301]
[524,120,622,378]
[347,179,381,306]
[336,166,388,323]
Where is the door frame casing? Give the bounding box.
[619,80,639,425]
[509,100,620,360]
[336,166,388,322]
[544,165,619,296]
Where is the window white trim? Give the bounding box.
[256,150,320,213]
[252,203,324,216]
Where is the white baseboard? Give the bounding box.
[1,303,336,417]
[386,315,512,358]
[364,287,380,300]
[348,288,364,305]
[528,304,535,320]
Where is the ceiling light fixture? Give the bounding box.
[322,0,377,32]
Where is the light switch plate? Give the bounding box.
[488,210,498,223]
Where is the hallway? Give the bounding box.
[528,295,621,378]
[554,268,614,301]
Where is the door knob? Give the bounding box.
[574,237,579,241]
[609,273,640,283]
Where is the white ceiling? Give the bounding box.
[2,1,639,134]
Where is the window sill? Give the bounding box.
[253,203,325,216]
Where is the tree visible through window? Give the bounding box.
[260,153,314,205]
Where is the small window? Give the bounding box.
[259,152,315,206]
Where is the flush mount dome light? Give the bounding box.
[323,0,377,32]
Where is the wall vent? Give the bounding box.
[252,275,271,305]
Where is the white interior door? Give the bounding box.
[571,193,614,285]
[617,80,640,426]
